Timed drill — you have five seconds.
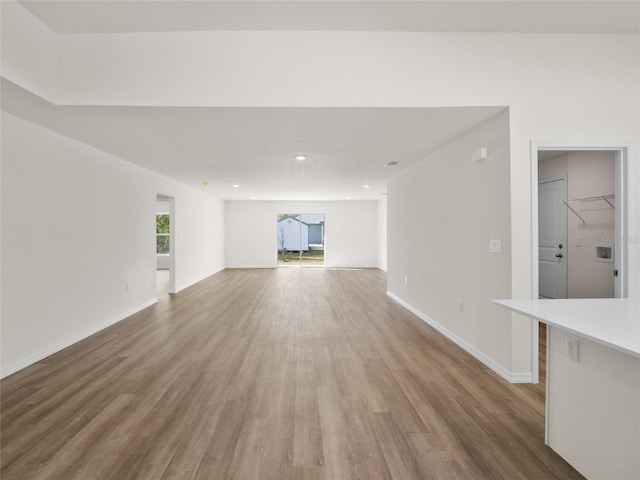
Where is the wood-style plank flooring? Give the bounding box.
[1,268,583,479]
[156,269,170,296]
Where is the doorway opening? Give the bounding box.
[276,213,325,267]
[538,151,620,299]
[156,194,176,295]
[531,143,634,384]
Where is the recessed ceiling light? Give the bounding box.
[362,185,371,189]
[385,161,400,167]
[347,196,352,200]
[295,155,307,161]
[201,181,210,188]
[232,184,240,188]
[251,196,256,200]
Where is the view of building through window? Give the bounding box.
[276,213,325,267]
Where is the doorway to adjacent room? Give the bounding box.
[531,143,633,384]
[156,194,175,295]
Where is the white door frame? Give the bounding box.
[168,196,176,294]
[530,141,637,383]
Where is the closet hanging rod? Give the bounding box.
[565,194,615,204]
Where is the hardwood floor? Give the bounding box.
[1,268,583,479]
[156,269,170,295]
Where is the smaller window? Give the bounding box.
[156,213,170,254]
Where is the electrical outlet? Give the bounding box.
[404,276,408,286]
[566,335,579,362]
[126,282,131,292]
[456,298,464,312]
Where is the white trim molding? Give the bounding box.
[530,140,638,383]
[0,298,158,379]
[387,291,532,384]
[531,140,637,300]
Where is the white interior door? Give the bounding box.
[538,178,567,299]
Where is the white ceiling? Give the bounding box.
[18,0,640,35]
[3,79,504,200]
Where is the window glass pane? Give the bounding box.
[157,235,170,254]
[277,213,324,267]
[156,214,170,234]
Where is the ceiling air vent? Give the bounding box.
[385,161,399,167]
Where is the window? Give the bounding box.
[156,213,170,254]
[276,213,324,267]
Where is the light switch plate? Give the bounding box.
[489,239,502,253]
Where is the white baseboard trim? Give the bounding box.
[386,291,532,384]
[1,298,158,379]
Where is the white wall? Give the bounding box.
[0,0,58,101]
[156,199,170,212]
[0,113,225,377]
[226,201,377,268]
[538,154,569,181]
[388,110,515,379]
[377,197,388,272]
[157,255,170,269]
[54,31,639,120]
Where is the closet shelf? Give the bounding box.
[563,195,615,224]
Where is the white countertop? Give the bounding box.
[493,298,640,359]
